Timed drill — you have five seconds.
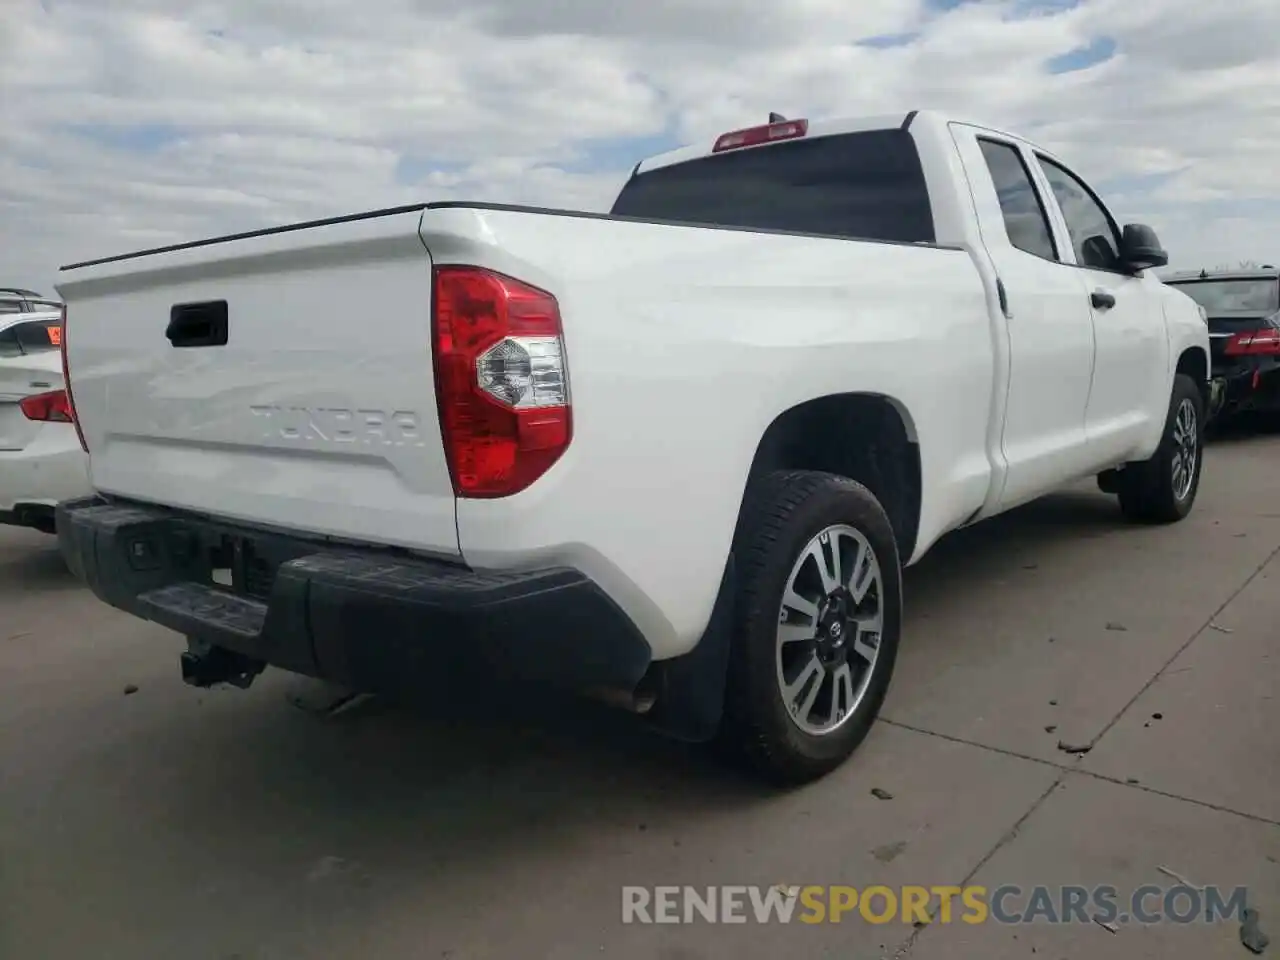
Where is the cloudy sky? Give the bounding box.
[3,0,1278,295]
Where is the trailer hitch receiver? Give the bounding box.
[180,641,266,690]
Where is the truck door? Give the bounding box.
[951,127,1098,512]
[1030,153,1169,466]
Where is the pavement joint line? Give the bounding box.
[887,775,1069,960]
[882,538,1280,959]
[1066,768,1280,827]
[881,719,1280,826]
[879,718,1067,771]
[1086,539,1280,752]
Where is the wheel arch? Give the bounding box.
[642,392,922,744]
[1175,344,1210,408]
[741,392,923,562]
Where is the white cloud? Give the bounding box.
[2,0,1277,295]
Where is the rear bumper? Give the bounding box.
[0,425,91,531]
[55,497,654,696]
[1211,357,1280,416]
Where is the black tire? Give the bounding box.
[1116,373,1204,523]
[720,470,903,786]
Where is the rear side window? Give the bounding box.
[15,319,60,353]
[0,319,61,357]
[610,129,936,244]
[977,139,1057,261]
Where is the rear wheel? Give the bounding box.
[1115,373,1204,523]
[720,470,902,786]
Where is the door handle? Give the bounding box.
[1090,289,1116,311]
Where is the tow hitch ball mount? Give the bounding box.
[179,638,265,689]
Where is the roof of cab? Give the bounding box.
[630,110,913,176]
[630,108,1024,177]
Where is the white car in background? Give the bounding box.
[0,311,91,534]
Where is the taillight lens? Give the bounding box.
[20,389,74,423]
[1224,328,1280,356]
[432,266,571,498]
[59,305,89,452]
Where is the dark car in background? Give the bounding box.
[1164,267,1280,422]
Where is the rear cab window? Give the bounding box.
[610,128,937,244]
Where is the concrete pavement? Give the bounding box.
[1,428,1277,959]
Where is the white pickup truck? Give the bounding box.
[55,110,1209,784]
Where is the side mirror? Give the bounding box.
[1118,223,1168,272]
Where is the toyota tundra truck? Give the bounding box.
[53,110,1210,784]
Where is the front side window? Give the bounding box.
[1037,157,1121,271]
[977,139,1057,261]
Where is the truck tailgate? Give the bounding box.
[55,206,461,557]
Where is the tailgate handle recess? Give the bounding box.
[167,300,229,348]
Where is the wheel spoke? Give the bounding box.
[796,668,825,724]
[784,654,823,700]
[850,543,877,604]
[782,586,819,621]
[852,632,879,664]
[778,622,815,646]
[854,607,883,633]
[807,536,841,595]
[832,663,856,722]
[784,655,825,722]
[851,610,882,663]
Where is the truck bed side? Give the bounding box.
[417,204,997,657]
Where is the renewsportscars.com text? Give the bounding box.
[621,884,1250,926]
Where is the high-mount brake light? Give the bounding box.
[432,266,572,498]
[20,389,74,423]
[58,305,89,452]
[712,118,809,153]
[1224,328,1280,356]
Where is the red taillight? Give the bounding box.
[1224,328,1280,356]
[59,306,88,451]
[20,389,74,423]
[712,118,809,153]
[432,266,571,498]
